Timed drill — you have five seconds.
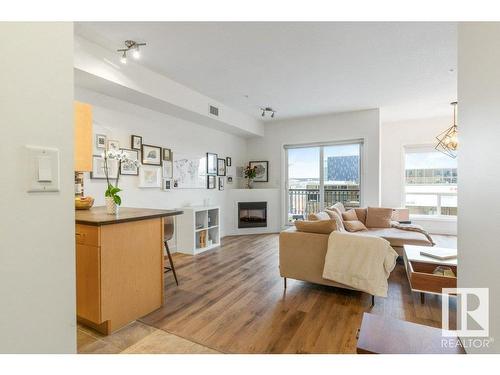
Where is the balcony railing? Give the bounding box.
[288,188,360,221]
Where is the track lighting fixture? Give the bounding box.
[260,107,277,119]
[117,40,147,64]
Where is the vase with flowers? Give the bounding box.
[102,149,140,215]
[244,165,257,189]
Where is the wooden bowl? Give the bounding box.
[75,196,94,210]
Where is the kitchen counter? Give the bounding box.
[75,206,184,225]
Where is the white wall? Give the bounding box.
[246,109,381,226]
[0,23,76,353]
[381,117,457,235]
[458,22,500,353]
[75,87,249,239]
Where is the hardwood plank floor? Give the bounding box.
[138,233,457,354]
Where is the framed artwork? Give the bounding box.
[131,135,142,150]
[227,176,233,184]
[249,161,269,182]
[119,149,139,176]
[142,144,162,166]
[162,148,172,161]
[162,179,172,191]
[217,158,226,176]
[162,161,173,179]
[90,155,118,179]
[207,175,216,189]
[96,134,107,149]
[139,166,161,188]
[218,177,225,191]
[206,152,217,175]
[226,157,232,166]
[107,139,120,151]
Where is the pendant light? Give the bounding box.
[435,101,458,158]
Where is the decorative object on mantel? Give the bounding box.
[217,158,226,176]
[244,164,258,189]
[142,144,162,166]
[435,101,458,158]
[249,161,269,182]
[131,135,142,150]
[206,152,217,175]
[102,149,140,215]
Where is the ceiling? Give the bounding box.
[75,22,457,123]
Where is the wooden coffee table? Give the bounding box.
[403,245,457,303]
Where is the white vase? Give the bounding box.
[105,196,119,215]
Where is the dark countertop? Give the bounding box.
[75,206,184,226]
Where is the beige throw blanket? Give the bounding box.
[391,221,436,245]
[322,232,398,297]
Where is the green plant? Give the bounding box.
[244,165,257,179]
[102,149,139,207]
[105,184,122,205]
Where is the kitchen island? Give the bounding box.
[75,207,183,335]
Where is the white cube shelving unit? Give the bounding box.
[176,206,220,255]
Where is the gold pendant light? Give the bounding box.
[435,101,458,158]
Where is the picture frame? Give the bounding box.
[226,157,232,166]
[131,135,142,150]
[142,144,162,166]
[107,139,120,151]
[162,179,172,191]
[217,158,226,176]
[206,152,217,175]
[207,175,216,189]
[218,177,225,190]
[90,155,118,179]
[162,161,173,179]
[139,165,162,188]
[249,161,269,182]
[119,148,139,176]
[162,148,172,161]
[96,134,107,149]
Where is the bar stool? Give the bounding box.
[164,217,179,286]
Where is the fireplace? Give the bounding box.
[238,201,267,228]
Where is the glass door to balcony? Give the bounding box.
[285,141,362,224]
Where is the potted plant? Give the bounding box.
[244,165,258,189]
[102,149,139,215]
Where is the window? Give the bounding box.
[285,141,362,223]
[404,146,457,217]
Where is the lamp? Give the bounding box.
[260,107,277,118]
[117,40,147,64]
[435,101,458,158]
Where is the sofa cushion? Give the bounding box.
[344,220,368,232]
[342,209,358,221]
[364,228,432,247]
[294,219,337,234]
[327,202,346,217]
[325,209,346,232]
[365,207,393,228]
[307,211,331,221]
[354,208,367,224]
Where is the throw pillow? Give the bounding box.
[365,207,393,228]
[343,220,368,232]
[325,209,346,232]
[354,208,367,224]
[307,211,331,221]
[327,202,346,217]
[342,209,358,221]
[294,219,337,234]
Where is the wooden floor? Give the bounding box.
[128,233,458,354]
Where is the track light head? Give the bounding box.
[271,111,275,118]
[260,107,277,118]
[261,110,265,117]
[120,51,127,64]
[132,46,140,59]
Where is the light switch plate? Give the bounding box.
[26,145,60,192]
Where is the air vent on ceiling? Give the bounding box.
[209,104,219,117]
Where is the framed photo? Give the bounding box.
[162,179,172,191]
[227,176,233,184]
[90,155,118,179]
[162,148,172,161]
[218,177,225,191]
[107,139,120,151]
[139,165,161,188]
[206,152,217,175]
[96,134,107,149]
[162,161,173,179]
[249,161,269,182]
[142,144,162,166]
[217,158,226,176]
[119,149,139,176]
[207,175,216,189]
[226,157,232,167]
[131,135,142,150]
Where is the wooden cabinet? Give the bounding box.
[74,101,93,172]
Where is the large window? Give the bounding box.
[404,146,457,217]
[286,141,362,223]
